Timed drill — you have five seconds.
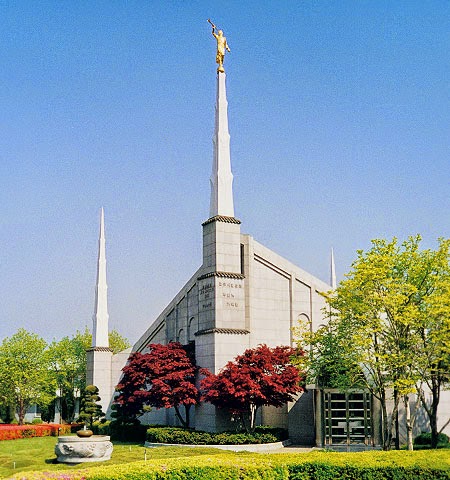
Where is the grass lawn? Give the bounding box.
[2,437,449,480]
[0,436,224,479]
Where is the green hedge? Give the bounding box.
[146,426,288,445]
[146,427,287,445]
[414,432,449,448]
[90,423,289,445]
[13,450,450,480]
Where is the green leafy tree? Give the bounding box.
[78,385,105,428]
[107,329,131,354]
[47,331,89,423]
[296,236,450,450]
[47,328,130,423]
[68,326,131,354]
[411,239,450,448]
[0,329,55,425]
[294,316,362,391]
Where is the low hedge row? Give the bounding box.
[0,424,71,441]
[12,450,450,479]
[146,426,288,445]
[89,423,288,445]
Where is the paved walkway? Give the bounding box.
[266,445,314,453]
[259,445,381,453]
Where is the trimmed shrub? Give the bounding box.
[11,450,450,480]
[92,420,111,436]
[414,432,450,450]
[414,432,449,447]
[145,426,287,445]
[254,426,289,440]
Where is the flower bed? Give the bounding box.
[0,424,71,440]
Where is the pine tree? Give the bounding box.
[78,385,105,428]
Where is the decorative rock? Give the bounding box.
[76,429,93,438]
[55,435,113,463]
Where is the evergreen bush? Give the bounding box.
[145,426,287,445]
[77,385,105,429]
[414,432,449,448]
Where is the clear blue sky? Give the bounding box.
[1,1,448,344]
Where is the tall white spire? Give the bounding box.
[92,207,109,347]
[209,72,234,218]
[330,247,337,290]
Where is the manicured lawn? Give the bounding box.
[2,437,450,479]
[0,436,223,479]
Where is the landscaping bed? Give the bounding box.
[9,449,450,480]
[91,422,289,445]
[0,424,71,441]
[145,426,288,445]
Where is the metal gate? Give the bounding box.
[323,391,373,446]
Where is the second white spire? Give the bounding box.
[92,207,109,348]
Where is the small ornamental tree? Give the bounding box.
[114,342,199,427]
[78,385,105,429]
[110,391,149,426]
[201,344,305,432]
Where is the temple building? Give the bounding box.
[87,59,449,448]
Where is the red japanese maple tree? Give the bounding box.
[114,342,199,427]
[201,344,304,432]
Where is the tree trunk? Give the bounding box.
[430,410,439,449]
[239,413,247,433]
[404,394,413,450]
[64,391,76,423]
[430,374,440,449]
[17,398,25,425]
[394,388,400,450]
[380,391,390,450]
[184,404,191,428]
[419,372,442,449]
[173,405,187,428]
[380,390,400,450]
[249,404,257,432]
[389,395,401,449]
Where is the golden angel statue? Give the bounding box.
[208,19,230,73]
